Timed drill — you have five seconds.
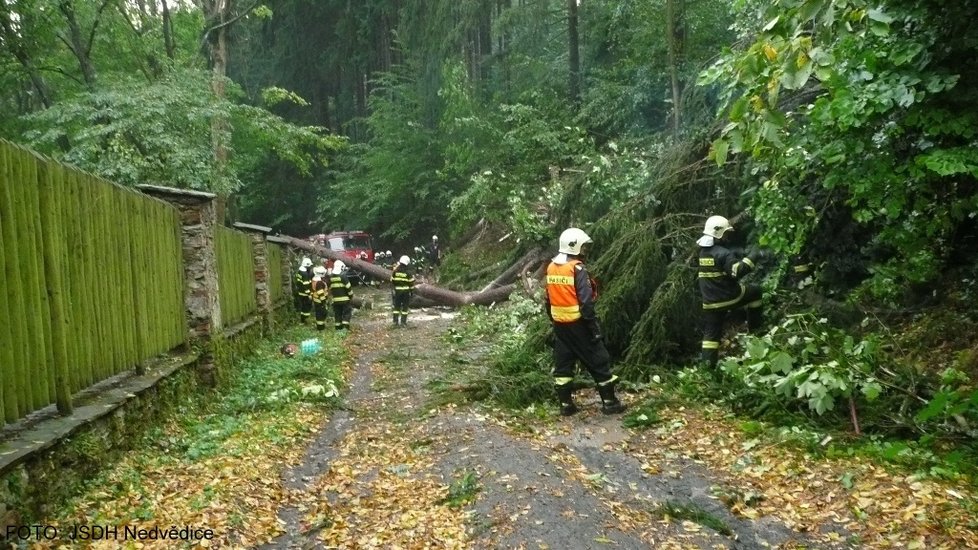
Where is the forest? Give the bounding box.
[2,0,977,498]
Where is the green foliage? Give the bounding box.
[700,0,978,303]
[156,326,345,460]
[721,314,884,416]
[446,293,554,410]
[622,398,664,429]
[649,501,732,536]
[438,469,481,508]
[21,69,341,194]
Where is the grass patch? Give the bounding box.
[439,469,481,508]
[37,324,347,546]
[650,501,732,536]
[622,395,672,429]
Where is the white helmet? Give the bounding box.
[332,260,346,275]
[432,235,438,241]
[312,265,327,276]
[702,216,734,239]
[558,227,592,255]
[386,250,392,256]
[300,256,313,268]
[399,255,411,265]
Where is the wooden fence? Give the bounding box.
[0,141,185,423]
[267,243,285,305]
[216,226,258,327]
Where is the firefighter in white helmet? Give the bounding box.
[544,227,625,416]
[328,260,353,332]
[294,256,315,324]
[696,215,770,367]
[391,255,416,326]
[310,265,330,331]
[427,234,442,282]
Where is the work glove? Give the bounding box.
[748,247,773,264]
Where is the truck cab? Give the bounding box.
[324,230,374,265]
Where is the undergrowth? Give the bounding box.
[35,324,348,542]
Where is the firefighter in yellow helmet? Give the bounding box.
[544,227,625,416]
[310,265,330,331]
[328,260,353,331]
[696,215,769,368]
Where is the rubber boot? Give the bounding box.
[701,348,719,369]
[393,313,400,326]
[747,305,763,334]
[597,384,625,415]
[555,385,578,416]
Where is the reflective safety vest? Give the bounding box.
[310,278,328,304]
[329,274,352,302]
[546,260,582,323]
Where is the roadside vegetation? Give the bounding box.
[32,326,346,548]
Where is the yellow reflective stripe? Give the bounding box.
[702,285,747,310]
[702,341,720,349]
[598,375,619,387]
[550,304,581,322]
[793,264,811,273]
[554,377,574,386]
[698,272,723,278]
[731,257,754,277]
[698,257,715,266]
[747,300,762,308]
[332,296,351,302]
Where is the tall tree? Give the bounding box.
[567,0,579,103]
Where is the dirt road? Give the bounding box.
[260,288,845,550]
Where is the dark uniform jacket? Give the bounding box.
[697,245,756,309]
[392,266,415,292]
[328,274,352,302]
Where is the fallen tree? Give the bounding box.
[281,236,541,307]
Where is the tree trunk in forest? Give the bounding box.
[58,0,104,89]
[665,0,685,134]
[567,0,580,104]
[162,0,176,60]
[0,8,56,109]
[283,236,526,307]
[479,247,545,293]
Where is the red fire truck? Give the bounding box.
[308,231,375,266]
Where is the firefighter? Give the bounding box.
[329,260,354,331]
[696,215,769,368]
[294,256,314,324]
[391,255,416,326]
[428,235,442,281]
[310,265,330,331]
[544,227,625,416]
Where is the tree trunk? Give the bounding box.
[162,0,176,59]
[58,0,102,89]
[283,237,522,307]
[0,8,55,109]
[665,0,685,134]
[567,0,580,104]
[479,247,545,293]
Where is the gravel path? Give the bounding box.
[261,288,836,549]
